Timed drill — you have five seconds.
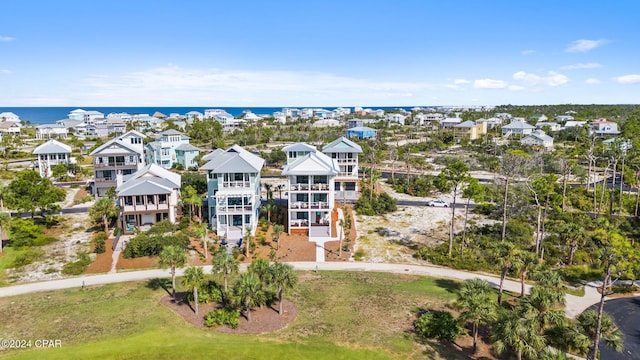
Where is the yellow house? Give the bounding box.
[453,120,487,141]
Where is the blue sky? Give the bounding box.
[1,0,640,107]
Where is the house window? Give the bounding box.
[232,215,242,226]
[135,196,144,205]
[124,196,133,205]
[219,216,226,225]
[147,195,155,204]
[158,194,167,204]
[161,149,170,156]
[129,156,134,163]
[245,215,251,224]
[234,173,244,181]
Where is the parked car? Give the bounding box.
[427,199,449,207]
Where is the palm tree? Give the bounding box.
[244,227,252,259]
[516,251,539,297]
[493,242,522,305]
[559,222,585,265]
[270,262,297,315]
[211,250,239,300]
[262,201,275,224]
[0,182,7,212]
[181,185,201,222]
[499,150,531,242]
[457,278,496,353]
[158,245,187,298]
[276,184,285,200]
[272,224,284,251]
[264,183,273,200]
[89,197,120,233]
[248,258,272,284]
[577,309,623,359]
[182,266,206,316]
[193,221,209,260]
[232,272,264,321]
[493,308,546,360]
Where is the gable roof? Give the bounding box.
[322,136,363,153]
[116,177,177,196]
[282,151,339,176]
[33,139,72,154]
[503,119,535,130]
[454,120,477,128]
[201,148,226,162]
[199,145,264,173]
[119,130,147,139]
[90,139,142,156]
[175,143,200,152]
[123,163,181,188]
[282,142,317,153]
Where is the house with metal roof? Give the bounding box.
[116,164,181,232]
[90,133,146,197]
[32,139,74,178]
[175,143,200,169]
[0,112,20,123]
[501,118,536,138]
[521,130,554,149]
[144,129,198,169]
[0,121,21,135]
[282,150,339,239]
[282,142,318,164]
[35,123,68,140]
[322,136,362,201]
[200,145,265,241]
[453,120,487,141]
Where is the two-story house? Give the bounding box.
[116,164,181,232]
[145,129,199,169]
[321,136,362,201]
[32,139,74,178]
[502,118,535,138]
[200,145,265,241]
[453,120,487,141]
[90,131,146,197]
[282,150,339,239]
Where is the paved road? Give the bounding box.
[595,297,640,360]
[0,261,600,319]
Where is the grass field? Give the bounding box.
[0,271,467,360]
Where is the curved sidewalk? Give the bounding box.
[0,261,601,318]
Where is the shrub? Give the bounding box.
[186,280,224,304]
[8,218,43,247]
[62,252,91,275]
[11,249,42,268]
[415,311,463,342]
[611,284,638,294]
[559,265,603,284]
[92,231,109,254]
[204,307,241,328]
[123,232,189,258]
[353,248,366,261]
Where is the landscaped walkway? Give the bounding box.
[0,261,601,319]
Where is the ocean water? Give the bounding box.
[0,106,419,125]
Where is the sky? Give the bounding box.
[1,0,640,107]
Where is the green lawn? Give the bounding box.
[0,271,466,360]
[0,247,40,286]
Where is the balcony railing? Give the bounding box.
[290,219,309,227]
[217,205,253,213]
[335,158,358,164]
[290,184,330,191]
[222,181,251,188]
[95,177,115,183]
[122,203,169,212]
[290,202,329,209]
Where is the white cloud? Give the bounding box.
[0,35,14,42]
[565,39,606,53]
[521,50,535,55]
[585,78,600,84]
[0,69,11,74]
[614,74,640,84]
[560,62,602,70]
[69,65,441,106]
[513,71,569,86]
[453,79,470,84]
[444,84,459,89]
[473,78,507,89]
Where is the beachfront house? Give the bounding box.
[0,112,20,123]
[116,164,181,232]
[322,136,362,201]
[282,150,339,238]
[200,145,265,241]
[32,139,74,178]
